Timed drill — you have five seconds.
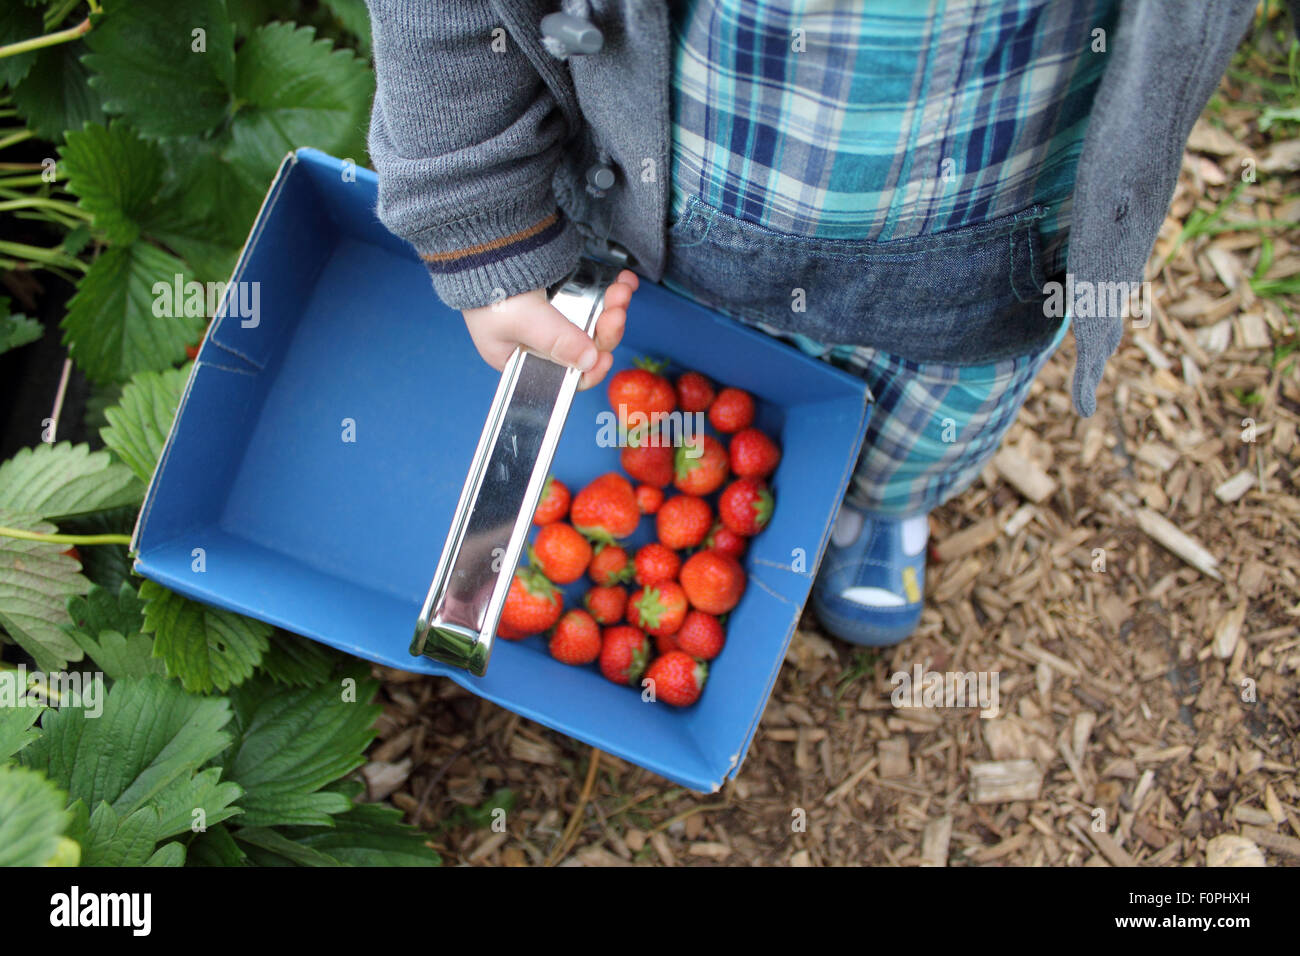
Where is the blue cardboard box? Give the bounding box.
[132,149,871,792]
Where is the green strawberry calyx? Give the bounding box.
[752,488,774,528]
[633,586,668,628]
[632,355,668,375]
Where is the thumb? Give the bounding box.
[512,303,599,372]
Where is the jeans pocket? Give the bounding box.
[664,198,1059,366]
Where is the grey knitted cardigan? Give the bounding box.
[363,0,1281,416]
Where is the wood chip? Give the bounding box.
[921,815,953,867]
[1212,602,1248,659]
[934,517,999,561]
[1205,834,1267,867]
[969,760,1043,804]
[993,447,1058,503]
[1135,507,1223,580]
[1214,469,1256,503]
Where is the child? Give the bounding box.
[362,0,1266,646]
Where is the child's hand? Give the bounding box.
[462,269,639,391]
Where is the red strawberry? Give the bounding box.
[718,478,774,536]
[708,387,755,433]
[500,566,563,635]
[633,542,681,586]
[635,484,663,515]
[728,428,781,479]
[571,472,640,543]
[549,609,602,665]
[705,521,747,560]
[588,544,633,586]
[534,475,571,525]
[497,620,530,641]
[621,429,675,488]
[185,343,201,361]
[608,359,676,429]
[673,434,729,496]
[656,494,712,550]
[644,651,708,707]
[675,371,715,413]
[680,550,746,614]
[655,632,680,655]
[530,522,592,584]
[627,582,688,637]
[584,585,627,625]
[600,625,650,685]
[674,610,725,660]
[61,546,82,564]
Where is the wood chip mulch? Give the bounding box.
[359,71,1300,867]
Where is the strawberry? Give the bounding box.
[656,494,712,550]
[571,472,640,543]
[644,651,707,707]
[674,609,725,660]
[635,484,663,515]
[654,632,680,655]
[185,343,201,361]
[549,609,602,665]
[533,475,571,525]
[673,434,729,496]
[633,542,681,586]
[497,620,530,641]
[584,585,627,625]
[588,543,633,586]
[61,546,82,564]
[718,478,774,536]
[530,522,592,584]
[675,371,715,413]
[627,582,688,637]
[600,625,650,685]
[708,387,755,433]
[728,428,781,479]
[500,566,563,635]
[705,521,747,560]
[607,358,676,429]
[621,429,675,488]
[680,550,746,614]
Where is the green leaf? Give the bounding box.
[224,22,373,187]
[0,508,89,671]
[58,508,135,594]
[0,702,43,762]
[99,365,189,483]
[84,0,236,138]
[66,582,164,681]
[61,242,202,385]
[0,2,45,86]
[144,840,186,866]
[222,669,379,827]
[270,803,440,866]
[0,764,72,866]
[60,122,166,245]
[81,800,163,866]
[66,581,144,639]
[149,765,241,838]
[259,630,342,686]
[0,442,142,520]
[0,296,42,357]
[139,580,270,693]
[186,823,247,866]
[19,674,233,819]
[233,825,346,866]
[11,41,107,142]
[321,0,372,56]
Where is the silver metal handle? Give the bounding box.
[411,260,621,675]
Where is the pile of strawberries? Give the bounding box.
[497,360,781,708]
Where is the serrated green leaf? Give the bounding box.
[273,803,440,866]
[186,823,247,866]
[224,22,373,187]
[144,840,186,866]
[0,508,89,671]
[81,800,163,866]
[99,366,189,483]
[139,580,270,693]
[0,702,43,762]
[259,630,342,686]
[65,582,165,681]
[222,669,379,827]
[0,296,42,356]
[321,0,372,56]
[0,764,72,866]
[233,825,346,866]
[58,508,134,594]
[61,242,202,385]
[66,581,144,639]
[60,123,166,245]
[19,674,233,819]
[149,765,241,838]
[0,442,142,520]
[11,41,107,142]
[0,2,45,86]
[84,0,235,138]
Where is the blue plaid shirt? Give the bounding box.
[669,0,1119,275]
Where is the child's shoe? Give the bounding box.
[811,504,928,647]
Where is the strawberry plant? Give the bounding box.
[0,0,439,866]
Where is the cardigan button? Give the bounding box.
[585,163,616,191]
[540,12,603,55]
